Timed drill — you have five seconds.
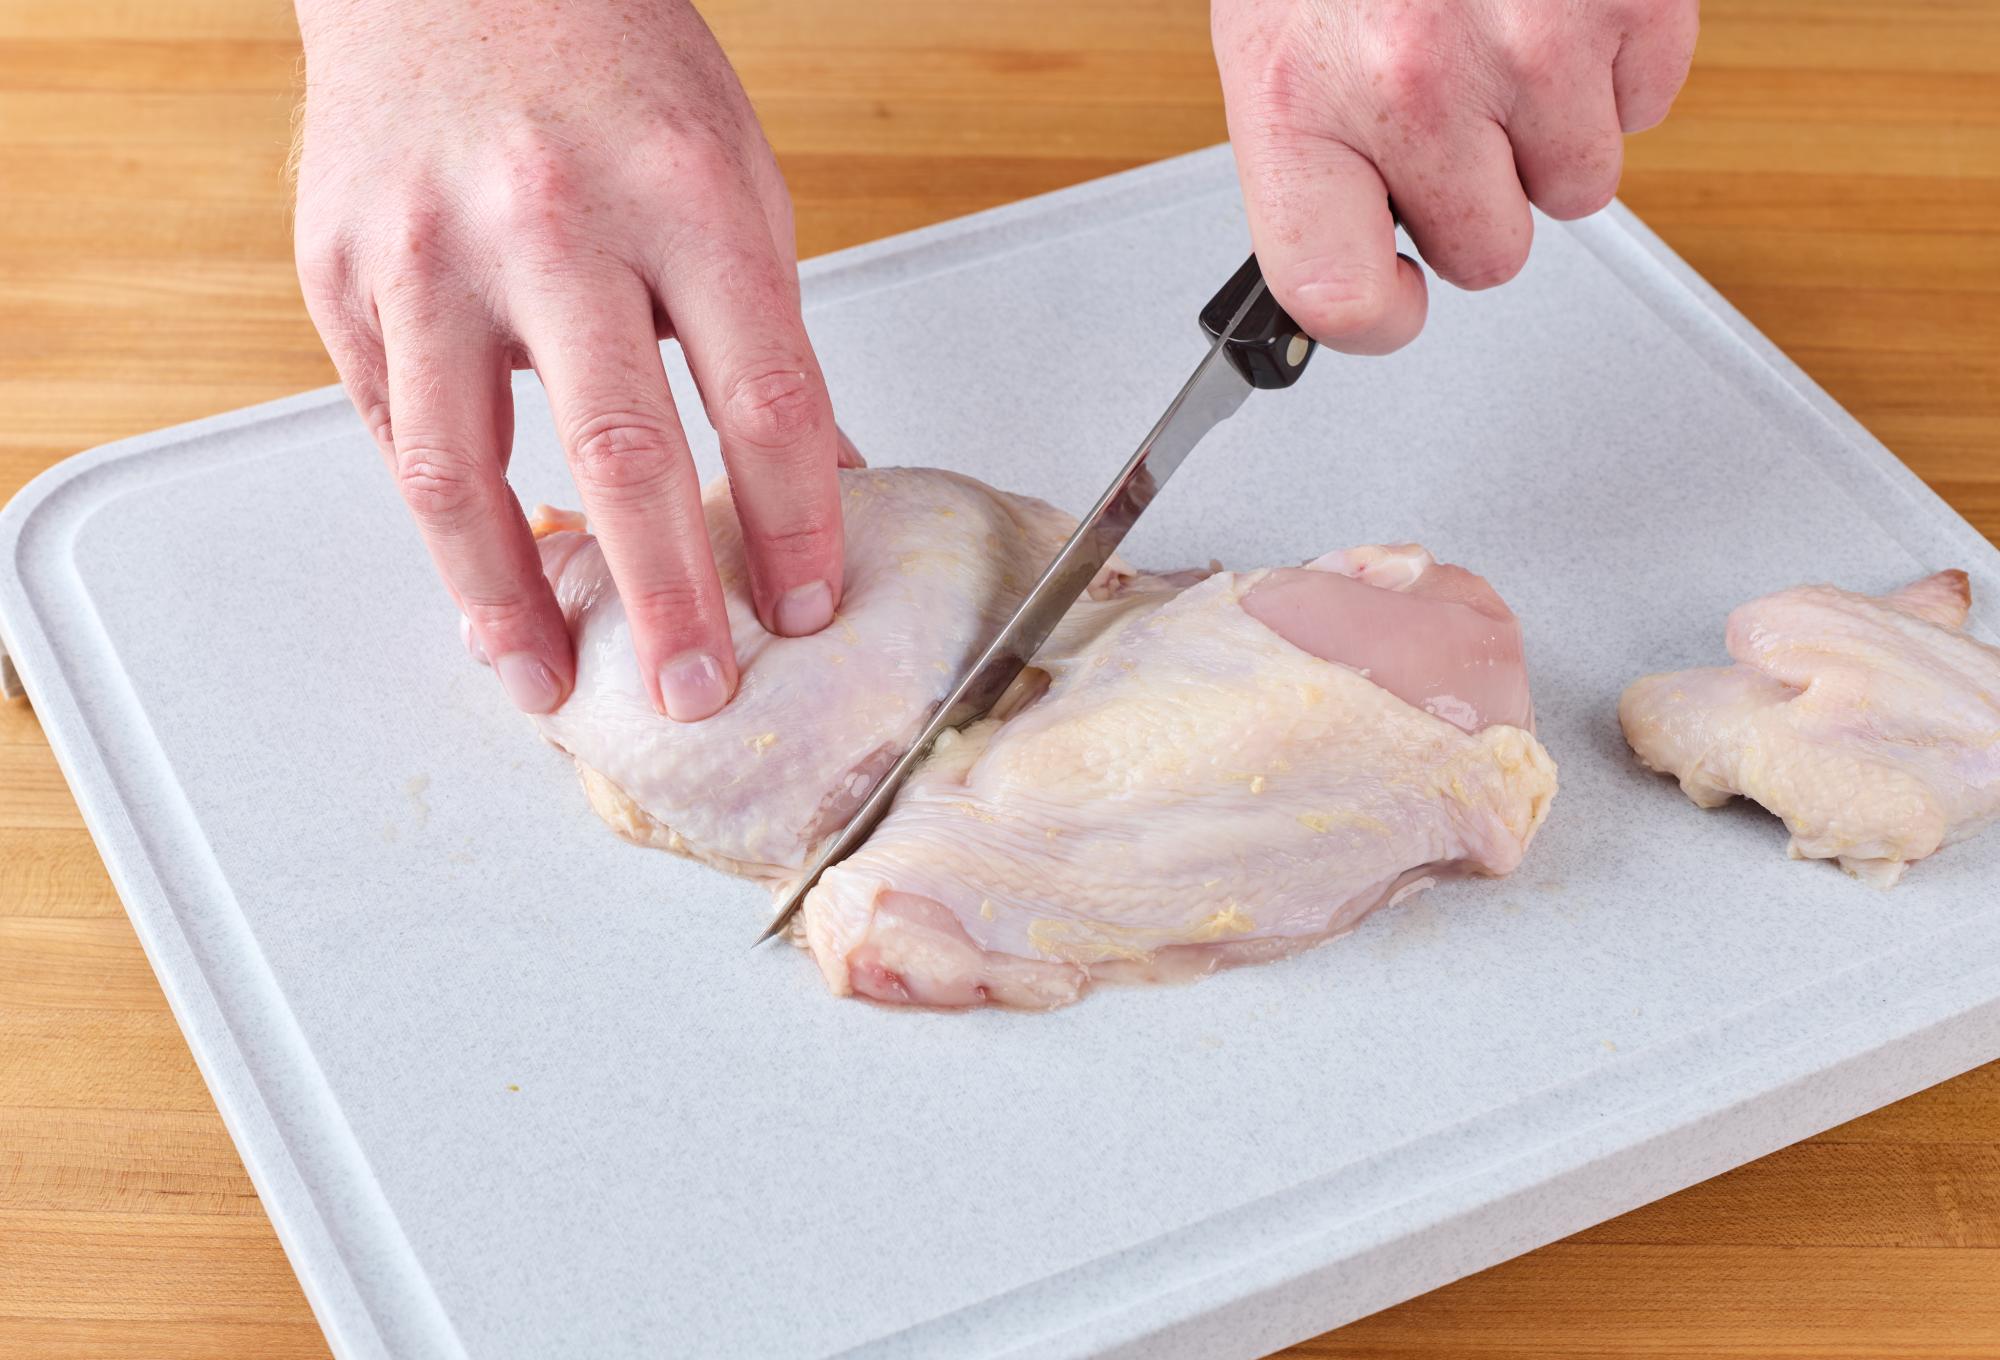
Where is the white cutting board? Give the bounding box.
[5,145,2000,1360]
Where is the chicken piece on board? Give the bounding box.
[1619,570,2000,886]
[527,468,1134,879]
[803,544,1558,1009]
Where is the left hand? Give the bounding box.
[292,0,852,723]
[1212,0,1699,355]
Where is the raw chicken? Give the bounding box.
[528,468,1133,878]
[519,468,1557,1008]
[1619,570,2000,886]
[801,541,1557,1008]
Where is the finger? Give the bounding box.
[651,211,844,639]
[298,229,491,635]
[1378,117,1535,291]
[296,233,397,459]
[746,145,803,282]
[304,243,486,648]
[1613,0,1700,132]
[516,275,738,722]
[376,278,573,714]
[318,317,397,465]
[1226,124,1427,355]
[1507,63,1625,220]
[748,159,864,482]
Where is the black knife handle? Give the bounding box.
[1199,253,1316,390]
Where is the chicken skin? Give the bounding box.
[1620,570,2000,886]
[519,469,1557,1008]
[804,544,1556,1008]
[528,468,1125,878]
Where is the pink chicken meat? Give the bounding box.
[1620,570,2000,886]
[520,468,1557,1009]
[805,541,1554,1008]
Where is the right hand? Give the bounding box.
[1213,0,1698,354]
[292,0,849,721]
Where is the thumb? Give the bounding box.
[1223,118,1428,355]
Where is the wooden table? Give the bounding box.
[3,1,1996,1355]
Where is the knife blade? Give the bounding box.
[754,253,1315,946]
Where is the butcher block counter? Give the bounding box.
[2,0,1998,1356]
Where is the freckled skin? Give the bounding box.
[1621,571,2000,885]
[293,0,850,724]
[1211,0,1699,351]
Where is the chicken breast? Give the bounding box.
[1619,570,2000,885]
[516,467,1557,1008]
[527,467,1131,878]
[801,543,1557,1009]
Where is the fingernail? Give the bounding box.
[659,650,730,722]
[495,652,561,714]
[774,579,834,637]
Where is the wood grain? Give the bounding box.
[1,1,1996,1356]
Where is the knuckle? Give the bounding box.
[1617,78,1682,133]
[1447,242,1530,290]
[394,446,485,527]
[750,513,839,566]
[1378,60,1449,125]
[372,204,454,304]
[715,364,826,457]
[1218,3,1341,137]
[621,122,751,235]
[1500,34,1563,92]
[1490,0,1571,84]
[568,415,679,495]
[665,129,745,195]
[491,135,579,250]
[356,397,396,452]
[396,202,450,256]
[1535,167,1620,221]
[1521,126,1624,219]
[294,225,354,301]
[459,589,543,628]
[1235,49,1315,136]
[496,129,573,204]
[1369,24,1459,123]
[622,580,713,631]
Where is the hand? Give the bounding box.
[1213,0,1699,353]
[293,0,848,721]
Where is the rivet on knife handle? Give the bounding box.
[1198,254,1317,389]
